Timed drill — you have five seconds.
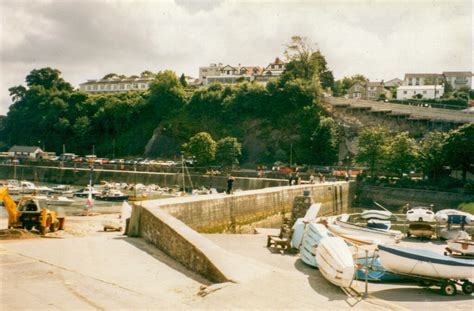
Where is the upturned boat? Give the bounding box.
[316,237,355,288]
[378,244,474,280]
[408,223,435,238]
[300,223,330,267]
[361,210,392,220]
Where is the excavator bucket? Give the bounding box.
[0,187,18,227]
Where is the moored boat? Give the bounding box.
[435,209,470,224]
[316,237,355,288]
[95,189,129,202]
[378,244,474,280]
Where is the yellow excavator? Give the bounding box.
[0,187,65,235]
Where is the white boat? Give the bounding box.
[440,228,471,240]
[361,210,392,220]
[291,218,306,249]
[20,181,37,194]
[378,244,474,280]
[435,209,471,224]
[316,237,355,288]
[51,185,75,197]
[447,239,474,256]
[406,206,435,222]
[328,215,402,244]
[300,223,330,267]
[46,196,74,206]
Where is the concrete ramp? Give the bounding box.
[129,204,272,283]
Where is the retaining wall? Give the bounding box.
[358,185,474,210]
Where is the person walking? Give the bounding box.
[226,175,235,194]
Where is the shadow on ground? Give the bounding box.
[115,235,212,286]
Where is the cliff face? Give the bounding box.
[324,100,454,162]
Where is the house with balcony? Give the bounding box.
[403,73,443,86]
[347,81,389,100]
[443,71,472,90]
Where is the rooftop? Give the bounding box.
[8,145,42,153]
[397,85,443,90]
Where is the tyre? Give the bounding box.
[38,225,46,235]
[50,220,59,232]
[462,281,473,295]
[441,282,457,296]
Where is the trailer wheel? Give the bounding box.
[50,220,59,232]
[462,281,473,295]
[441,282,457,296]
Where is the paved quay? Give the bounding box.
[1,215,473,310]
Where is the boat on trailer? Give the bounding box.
[378,244,474,295]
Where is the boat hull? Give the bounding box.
[408,223,435,238]
[406,208,435,222]
[440,229,471,240]
[300,223,330,267]
[95,196,129,202]
[316,237,354,288]
[361,210,392,220]
[378,244,474,280]
[329,218,402,244]
[447,239,474,256]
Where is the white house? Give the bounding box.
[8,146,44,159]
[396,85,444,100]
[443,71,472,90]
[79,74,154,94]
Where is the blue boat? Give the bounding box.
[300,223,330,267]
[356,257,403,282]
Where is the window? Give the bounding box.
[99,85,104,90]
[403,91,407,94]
[422,90,427,94]
[93,85,98,90]
[119,84,125,90]
[435,90,439,94]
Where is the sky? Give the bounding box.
[0,0,472,115]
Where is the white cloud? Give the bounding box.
[0,0,472,114]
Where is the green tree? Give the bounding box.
[444,123,474,182]
[216,137,242,166]
[179,73,188,87]
[182,132,217,166]
[306,116,338,165]
[419,131,448,180]
[356,126,389,178]
[385,132,418,177]
[25,68,73,91]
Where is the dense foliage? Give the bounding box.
[356,123,474,182]
[0,38,340,166]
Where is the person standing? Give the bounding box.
[226,175,235,194]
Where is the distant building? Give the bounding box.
[396,85,444,100]
[347,81,389,100]
[403,73,443,86]
[384,78,403,88]
[442,71,472,90]
[8,146,44,159]
[347,82,367,99]
[79,74,154,94]
[199,57,284,86]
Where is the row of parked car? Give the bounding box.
[50,153,194,167]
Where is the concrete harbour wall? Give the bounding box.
[138,182,353,233]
